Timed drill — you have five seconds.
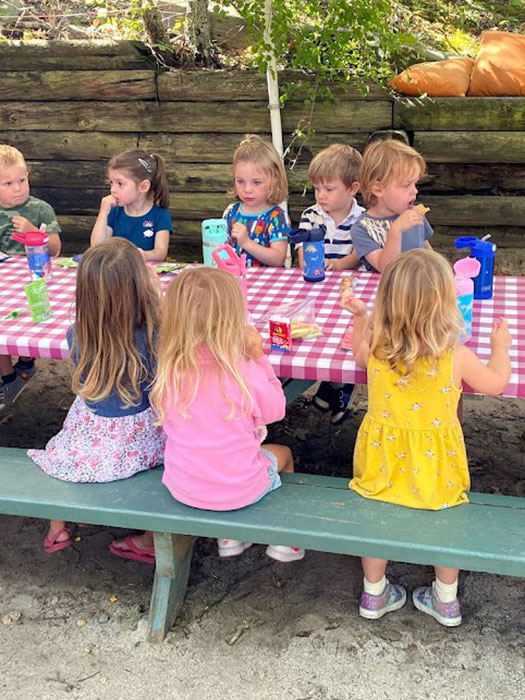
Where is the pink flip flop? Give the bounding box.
[109,535,155,565]
[44,527,73,553]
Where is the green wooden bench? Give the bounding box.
[1,446,524,643]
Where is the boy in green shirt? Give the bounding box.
[0,145,61,413]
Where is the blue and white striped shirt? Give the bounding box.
[296,200,365,259]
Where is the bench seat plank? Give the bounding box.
[1,447,524,577]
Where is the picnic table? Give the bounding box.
[1,257,524,397]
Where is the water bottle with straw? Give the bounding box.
[12,224,52,281]
[289,227,325,282]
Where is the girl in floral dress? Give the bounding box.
[343,249,511,626]
[28,238,165,554]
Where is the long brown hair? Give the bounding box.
[150,267,252,421]
[71,238,161,407]
[370,249,463,376]
[108,148,170,208]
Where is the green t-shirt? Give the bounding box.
[0,195,61,254]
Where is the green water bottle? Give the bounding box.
[24,277,52,322]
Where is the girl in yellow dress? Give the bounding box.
[343,249,511,626]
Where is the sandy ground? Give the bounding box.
[0,361,524,700]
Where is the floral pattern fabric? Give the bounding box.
[350,350,470,510]
[28,396,166,483]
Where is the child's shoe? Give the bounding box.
[0,373,27,413]
[14,359,36,381]
[217,538,253,557]
[330,385,355,426]
[266,545,305,563]
[359,582,407,619]
[412,586,462,627]
[311,381,335,412]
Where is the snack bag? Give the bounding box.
[265,298,322,353]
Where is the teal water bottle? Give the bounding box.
[202,219,228,267]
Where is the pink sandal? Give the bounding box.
[109,535,155,564]
[44,527,73,553]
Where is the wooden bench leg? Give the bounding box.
[147,532,196,643]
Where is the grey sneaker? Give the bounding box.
[413,585,462,627]
[0,374,27,413]
[359,582,407,619]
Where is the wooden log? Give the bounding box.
[0,131,139,160]
[394,98,525,131]
[0,71,156,101]
[420,164,525,194]
[158,71,390,102]
[0,41,153,70]
[0,100,391,133]
[415,132,525,164]
[140,131,371,163]
[26,159,315,194]
[421,195,525,226]
[432,226,525,249]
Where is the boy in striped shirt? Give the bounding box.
[296,144,364,424]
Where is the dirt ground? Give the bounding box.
[0,361,524,700]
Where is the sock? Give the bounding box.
[1,372,16,385]
[433,578,458,603]
[363,575,387,596]
[16,358,34,370]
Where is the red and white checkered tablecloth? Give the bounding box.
[1,258,524,397]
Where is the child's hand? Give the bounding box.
[231,222,249,248]
[326,259,342,271]
[11,215,34,234]
[390,208,424,235]
[490,317,512,351]
[100,194,118,213]
[244,325,264,359]
[340,290,367,317]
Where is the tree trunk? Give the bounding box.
[190,0,218,68]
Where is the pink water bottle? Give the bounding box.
[212,244,247,301]
[454,257,480,342]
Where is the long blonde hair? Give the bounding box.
[229,134,288,205]
[71,238,160,406]
[150,267,252,421]
[370,249,462,375]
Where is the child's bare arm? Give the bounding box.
[90,194,116,246]
[340,289,369,368]
[241,237,287,267]
[454,318,512,395]
[141,230,169,262]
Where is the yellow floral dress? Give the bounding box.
[350,350,470,510]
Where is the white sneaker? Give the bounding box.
[217,538,253,558]
[266,545,305,563]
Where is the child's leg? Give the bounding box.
[44,519,73,553]
[413,566,462,627]
[0,354,27,412]
[359,556,407,619]
[261,443,294,473]
[109,531,155,564]
[0,355,13,376]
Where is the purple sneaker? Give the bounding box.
[413,586,462,627]
[359,582,407,619]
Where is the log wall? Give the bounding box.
[0,41,523,272]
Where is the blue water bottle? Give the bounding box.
[302,228,325,283]
[455,236,496,300]
[201,219,228,267]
